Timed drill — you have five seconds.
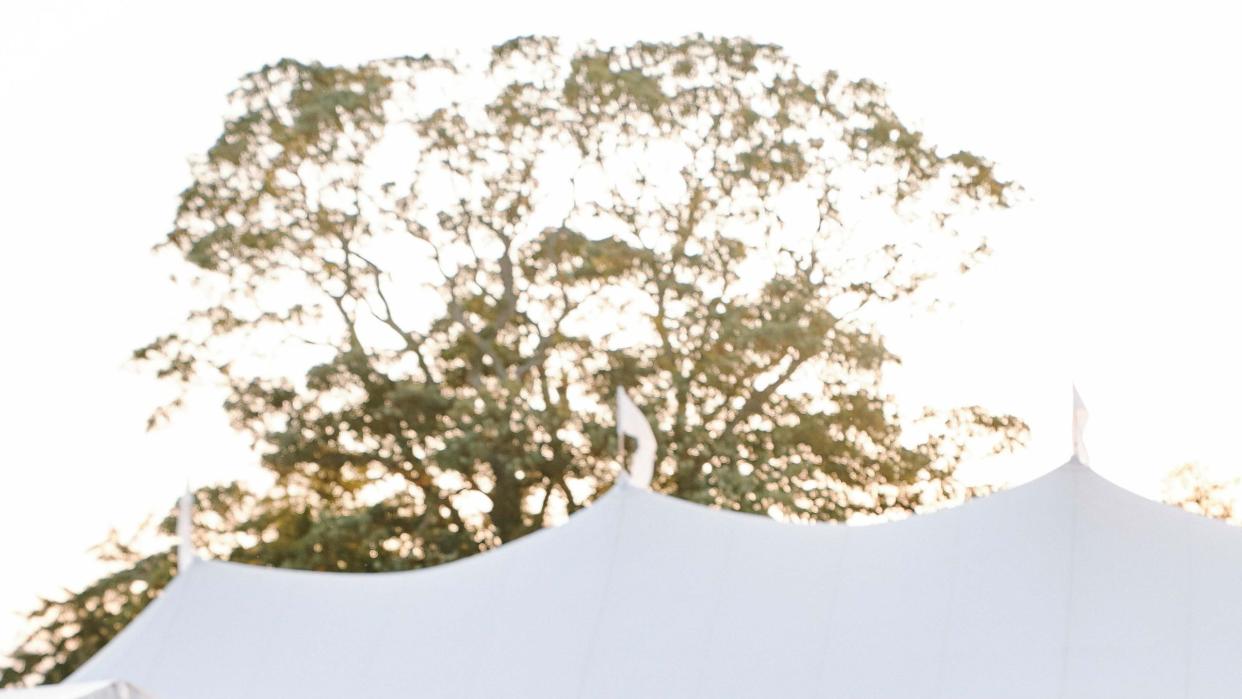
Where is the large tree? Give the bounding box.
[3,35,1025,686]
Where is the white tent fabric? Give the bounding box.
[0,680,153,699]
[70,460,1242,698]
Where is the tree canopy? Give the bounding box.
[2,35,1026,686]
[1163,463,1241,524]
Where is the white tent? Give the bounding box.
[64,457,1242,698]
[0,680,152,699]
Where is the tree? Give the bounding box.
[1162,463,1240,524]
[2,35,1025,686]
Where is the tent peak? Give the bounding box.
[616,387,657,488]
[177,488,196,573]
[1072,385,1090,465]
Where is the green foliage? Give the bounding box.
[4,35,1026,686]
[0,541,172,687]
[1162,463,1241,524]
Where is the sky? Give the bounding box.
[2,0,1240,655]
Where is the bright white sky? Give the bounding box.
[2,0,1240,655]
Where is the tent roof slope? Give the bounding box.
[71,460,1242,698]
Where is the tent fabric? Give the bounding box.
[0,680,153,699]
[69,460,1242,698]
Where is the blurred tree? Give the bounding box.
[2,35,1026,686]
[1162,463,1240,524]
[0,537,172,687]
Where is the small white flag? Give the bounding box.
[178,488,196,572]
[1072,386,1089,465]
[616,387,657,488]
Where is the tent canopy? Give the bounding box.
[66,459,1242,698]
